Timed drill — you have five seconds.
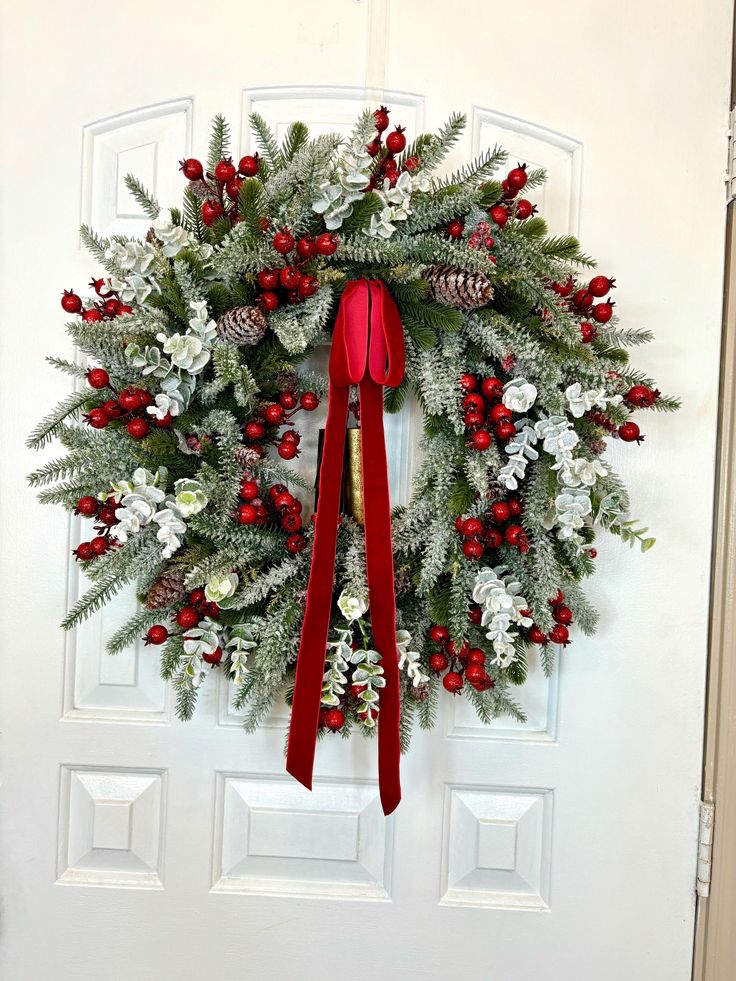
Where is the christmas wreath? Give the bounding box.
[29,107,678,811]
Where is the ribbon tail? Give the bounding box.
[286,383,350,791]
[360,374,402,815]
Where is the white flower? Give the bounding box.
[147,392,179,420]
[109,467,167,503]
[503,378,538,414]
[152,507,187,557]
[337,590,368,622]
[565,382,623,419]
[109,494,157,544]
[151,209,191,258]
[205,573,238,603]
[160,333,210,373]
[173,478,207,518]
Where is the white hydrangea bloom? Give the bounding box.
[109,494,158,544]
[205,573,238,603]
[503,378,538,414]
[151,208,191,258]
[159,332,210,373]
[396,629,429,688]
[337,590,368,622]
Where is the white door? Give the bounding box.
[1,3,730,978]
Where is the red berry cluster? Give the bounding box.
[526,591,573,647]
[256,229,335,312]
[455,495,526,560]
[235,477,306,555]
[72,494,120,563]
[488,162,536,227]
[61,278,133,322]
[459,372,516,451]
[428,625,494,694]
[180,154,261,227]
[241,388,320,460]
[548,274,616,342]
[145,589,224,658]
[364,106,416,189]
[85,378,166,439]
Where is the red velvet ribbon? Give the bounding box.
[286,279,405,815]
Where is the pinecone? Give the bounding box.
[187,178,215,200]
[422,264,494,310]
[234,445,263,468]
[146,226,159,245]
[216,306,267,346]
[275,370,299,393]
[145,571,186,610]
[407,681,430,702]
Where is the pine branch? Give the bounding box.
[207,114,231,173]
[249,111,281,169]
[123,175,160,218]
[26,390,91,449]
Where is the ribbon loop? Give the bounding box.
[286,279,405,815]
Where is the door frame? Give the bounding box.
[693,9,736,975]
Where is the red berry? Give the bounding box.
[553,606,573,626]
[385,127,406,153]
[467,648,486,666]
[82,308,104,323]
[374,106,390,132]
[278,441,298,460]
[504,524,526,546]
[495,420,516,441]
[427,652,447,673]
[296,236,317,259]
[481,377,503,400]
[463,393,485,414]
[177,606,200,630]
[589,548,598,559]
[237,504,258,525]
[262,403,284,425]
[572,289,594,312]
[256,269,279,291]
[626,385,658,408]
[468,605,483,625]
[299,391,320,411]
[315,233,338,256]
[588,275,615,297]
[404,155,420,172]
[484,527,504,549]
[269,484,288,499]
[469,430,492,451]
[146,625,169,646]
[490,502,511,523]
[549,590,564,607]
[86,367,110,390]
[489,205,509,227]
[103,401,121,420]
[179,158,204,181]
[489,403,512,423]
[201,645,223,665]
[551,277,575,297]
[241,480,259,502]
[273,491,295,511]
[465,663,486,685]
[460,373,477,392]
[323,707,345,731]
[280,429,301,445]
[126,418,149,439]
[528,625,547,645]
[225,177,242,200]
[447,219,464,239]
[75,496,99,517]
[61,290,83,314]
[506,164,528,192]
[279,266,302,290]
[443,671,464,694]
[448,640,469,661]
[592,300,615,323]
[88,535,108,555]
[515,199,535,220]
[464,411,486,430]
[202,199,224,226]
[286,533,307,554]
[214,159,236,183]
[244,420,266,441]
[429,625,449,644]
[461,517,484,538]
[189,588,206,607]
[282,513,303,532]
[298,275,319,298]
[463,539,484,559]
[74,542,95,562]
[580,322,596,343]
[278,392,298,411]
[618,421,643,443]
[258,291,279,312]
[238,154,260,177]
[86,407,109,429]
[273,228,295,254]
[549,624,570,645]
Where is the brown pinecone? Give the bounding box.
[234,445,263,468]
[216,306,267,346]
[145,571,186,610]
[407,681,430,702]
[422,264,494,310]
[275,370,299,393]
[187,178,215,200]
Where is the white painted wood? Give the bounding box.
[0,1,731,978]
